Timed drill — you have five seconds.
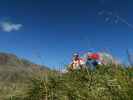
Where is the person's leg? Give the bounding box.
[86,60,94,70]
[91,60,98,70]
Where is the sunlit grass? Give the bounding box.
[10,65,133,100]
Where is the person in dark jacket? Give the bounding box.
[86,53,99,70]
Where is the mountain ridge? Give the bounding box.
[0,52,50,99]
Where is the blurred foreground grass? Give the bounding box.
[8,65,133,100]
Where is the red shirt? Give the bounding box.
[88,53,100,60]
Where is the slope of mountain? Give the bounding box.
[0,52,49,99]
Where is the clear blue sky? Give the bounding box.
[0,0,132,68]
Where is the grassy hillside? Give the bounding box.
[0,52,49,100]
[0,52,132,100]
[11,65,133,100]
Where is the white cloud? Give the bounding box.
[0,21,23,32]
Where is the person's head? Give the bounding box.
[73,53,79,60]
[87,57,92,60]
[87,52,92,60]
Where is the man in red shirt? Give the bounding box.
[86,52,100,69]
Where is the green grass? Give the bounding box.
[10,65,133,100]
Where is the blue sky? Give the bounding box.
[0,0,132,68]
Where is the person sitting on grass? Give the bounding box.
[86,52,100,70]
[69,53,85,70]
